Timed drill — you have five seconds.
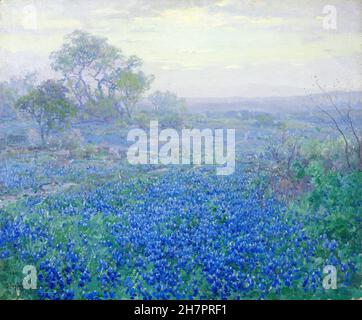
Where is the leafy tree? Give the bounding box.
[255,113,274,127]
[50,30,152,120]
[9,72,38,97]
[134,91,188,129]
[0,72,37,118]
[16,80,76,145]
[148,90,186,114]
[133,111,152,130]
[0,82,17,118]
[85,96,119,121]
[50,30,119,110]
[116,71,153,119]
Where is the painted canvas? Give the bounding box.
[0,0,361,303]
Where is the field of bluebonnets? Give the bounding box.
[1,31,361,300]
[1,119,361,300]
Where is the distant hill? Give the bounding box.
[183,91,362,114]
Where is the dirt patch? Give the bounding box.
[0,182,79,208]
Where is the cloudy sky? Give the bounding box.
[0,0,361,97]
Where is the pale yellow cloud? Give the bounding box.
[37,18,83,30]
[232,15,286,26]
[0,0,361,95]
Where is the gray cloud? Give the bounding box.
[0,0,361,96]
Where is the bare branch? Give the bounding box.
[316,104,351,169]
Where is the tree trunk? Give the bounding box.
[40,127,46,146]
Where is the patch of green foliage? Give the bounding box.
[290,159,362,299]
